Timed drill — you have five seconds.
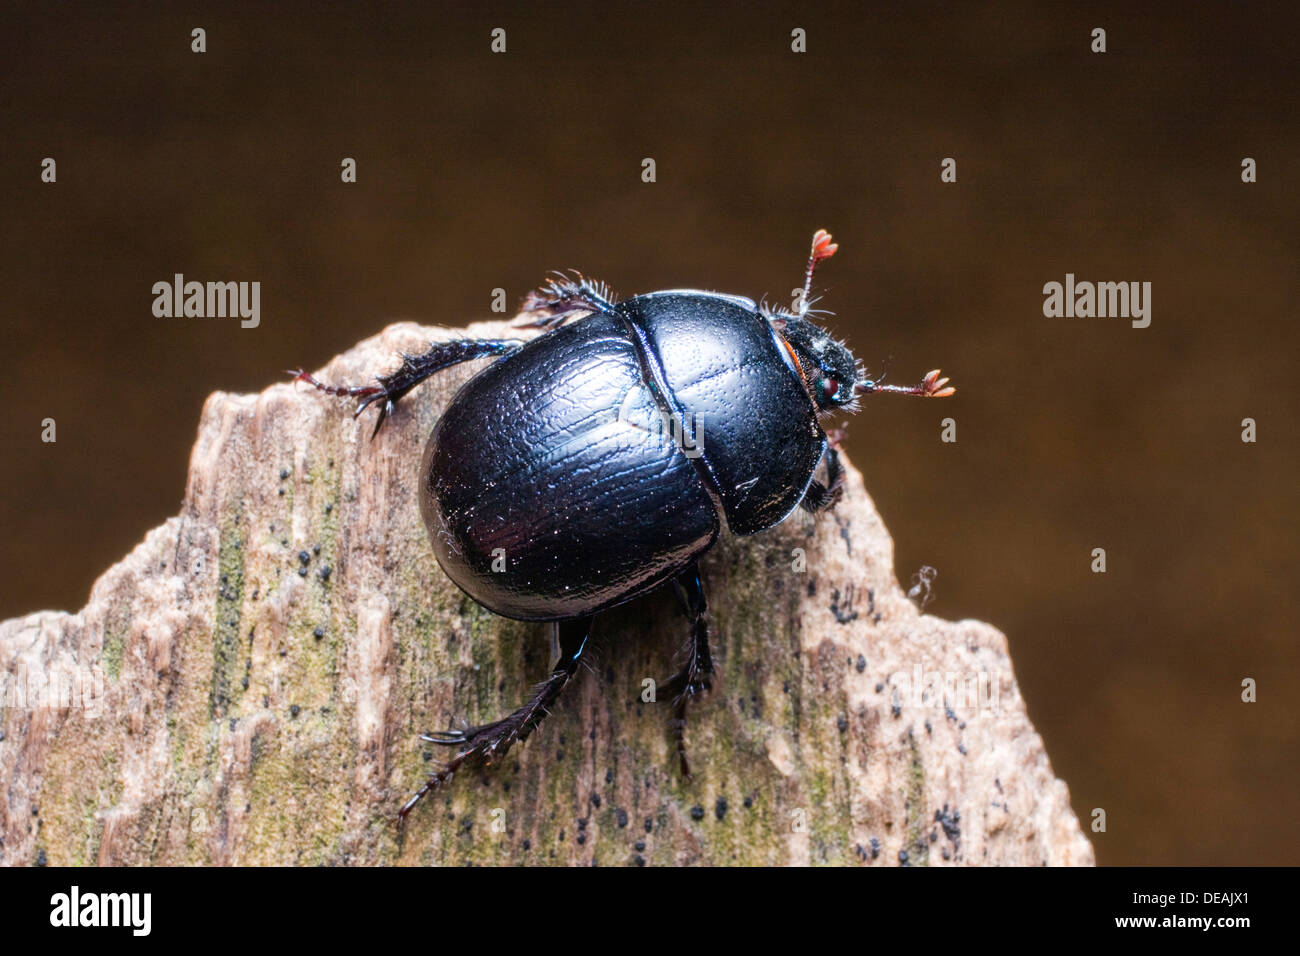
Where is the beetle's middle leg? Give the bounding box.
[289,338,523,438]
[399,615,592,818]
[660,564,714,779]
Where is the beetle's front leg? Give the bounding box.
[399,615,593,819]
[800,445,844,514]
[659,564,714,779]
[516,271,618,328]
[289,338,523,438]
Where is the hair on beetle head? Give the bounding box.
[774,313,864,413]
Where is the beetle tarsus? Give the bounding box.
[288,368,385,401]
[398,616,593,819]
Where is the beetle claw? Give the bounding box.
[421,729,467,745]
[353,390,387,414]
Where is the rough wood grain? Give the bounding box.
[0,319,1093,866]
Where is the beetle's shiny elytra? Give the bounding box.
[291,230,954,817]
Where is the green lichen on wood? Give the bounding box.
[294,458,345,696]
[31,717,109,865]
[102,623,126,682]
[904,726,930,866]
[210,508,247,719]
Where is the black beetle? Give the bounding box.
[292,230,953,816]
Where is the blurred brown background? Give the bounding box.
[2,1,1296,865]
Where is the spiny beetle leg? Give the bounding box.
[399,615,593,820]
[289,338,523,439]
[660,565,714,779]
[516,271,618,328]
[801,445,844,514]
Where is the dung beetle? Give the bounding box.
[292,230,954,816]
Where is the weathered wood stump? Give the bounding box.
[0,320,1093,866]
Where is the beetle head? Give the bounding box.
[763,227,863,413]
[770,314,864,413]
[765,229,954,409]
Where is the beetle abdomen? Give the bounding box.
[422,314,719,621]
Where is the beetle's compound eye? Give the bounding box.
[818,376,840,404]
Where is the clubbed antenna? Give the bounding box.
[799,228,839,316]
[855,368,955,398]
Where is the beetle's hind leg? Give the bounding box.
[516,272,618,328]
[659,565,714,779]
[289,338,522,438]
[399,615,592,818]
